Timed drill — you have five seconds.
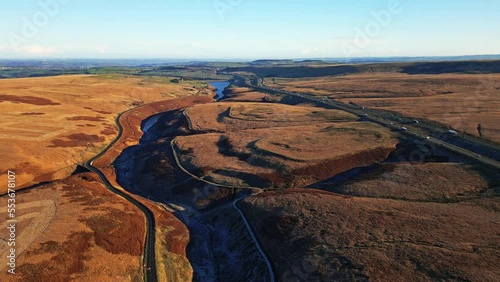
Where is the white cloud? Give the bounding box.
[0,44,9,52]
[96,45,109,54]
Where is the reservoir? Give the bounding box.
[209,81,230,101]
[142,80,230,134]
[142,114,161,133]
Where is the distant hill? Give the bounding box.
[400,60,500,74]
[250,59,296,65]
[320,54,500,64]
[223,60,500,78]
[223,65,359,78]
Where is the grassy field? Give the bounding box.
[264,72,500,142]
[0,74,211,191]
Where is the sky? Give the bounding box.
[0,0,499,59]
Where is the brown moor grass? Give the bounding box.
[0,74,212,192]
[240,188,500,281]
[0,173,145,282]
[265,73,500,142]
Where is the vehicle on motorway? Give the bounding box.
[401,127,408,131]
[448,130,458,134]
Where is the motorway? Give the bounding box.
[232,75,500,171]
[425,136,500,170]
[83,110,158,282]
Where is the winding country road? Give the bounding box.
[170,138,264,191]
[83,110,158,282]
[233,197,276,282]
[1,108,159,281]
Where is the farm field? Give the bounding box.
[0,74,211,192]
[264,72,500,142]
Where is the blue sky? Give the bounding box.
[0,0,499,59]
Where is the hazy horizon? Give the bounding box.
[1,54,500,62]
